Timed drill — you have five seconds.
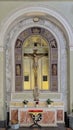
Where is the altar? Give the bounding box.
[10,101,64,127]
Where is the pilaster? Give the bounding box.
[0,46,6,127]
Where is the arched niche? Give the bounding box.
[15,27,58,93]
[0,5,73,111]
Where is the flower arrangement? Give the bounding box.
[46,98,53,105]
[36,101,39,105]
[23,100,28,105]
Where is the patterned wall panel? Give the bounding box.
[40,111,55,125]
[57,109,64,122]
[19,111,33,125]
[11,109,18,124]
[17,108,57,126]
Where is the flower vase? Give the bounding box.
[36,104,38,108]
[48,104,51,108]
[24,104,27,108]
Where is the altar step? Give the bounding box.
[8,127,67,130]
[8,124,67,130]
[1,127,72,130]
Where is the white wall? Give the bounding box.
[0,1,73,29]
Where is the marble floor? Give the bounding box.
[8,124,67,130]
[8,127,68,130]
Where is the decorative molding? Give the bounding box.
[6,16,67,109]
[11,92,33,101]
[39,93,62,100]
[5,17,67,110]
[0,5,73,47]
[11,92,62,101]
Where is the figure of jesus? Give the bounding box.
[32,49,39,73]
[24,48,48,100]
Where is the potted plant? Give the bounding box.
[46,99,53,107]
[23,100,28,107]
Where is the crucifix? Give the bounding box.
[24,47,48,101]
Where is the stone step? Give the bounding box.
[0,128,6,130]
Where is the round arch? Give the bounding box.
[0,5,73,47]
[0,4,73,113]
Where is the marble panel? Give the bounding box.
[40,111,55,124]
[19,111,33,125]
[19,111,27,124]
[57,109,64,122]
[18,109,56,126]
[11,109,18,124]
